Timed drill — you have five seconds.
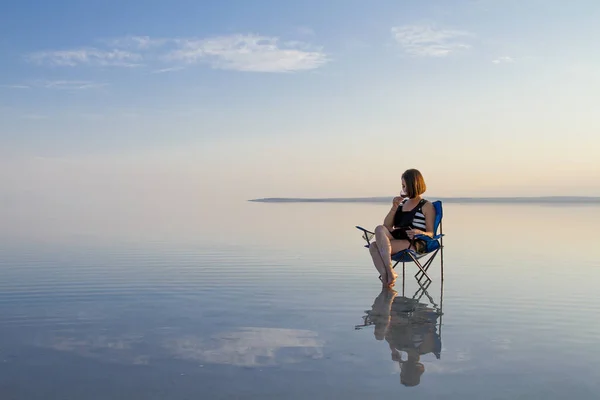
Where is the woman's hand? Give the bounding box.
[392,196,403,208]
[406,229,424,239]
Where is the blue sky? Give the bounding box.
[1,0,599,205]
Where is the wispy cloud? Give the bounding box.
[166,34,328,72]
[391,24,472,57]
[41,80,108,90]
[2,80,106,90]
[0,84,31,89]
[26,48,142,67]
[151,66,185,74]
[103,35,167,50]
[26,34,328,73]
[492,56,515,64]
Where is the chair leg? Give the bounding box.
[413,279,431,301]
[409,253,432,284]
[414,263,431,284]
[440,243,444,283]
[402,262,405,296]
[414,261,430,282]
[414,249,441,283]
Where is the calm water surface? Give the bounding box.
[1,201,599,399]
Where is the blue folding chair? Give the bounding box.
[356,200,444,285]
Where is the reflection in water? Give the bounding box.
[357,281,443,387]
[38,327,323,368]
[3,203,600,399]
[164,327,324,367]
[37,333,150,365]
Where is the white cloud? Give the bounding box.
[391,24,471,57]
[103,35,168,50]
[0,84,31,89]
[3,80,106,90]
[40,80,108,90]
[151,66,185,74]
[166,34,328,72]
[26,34,328,73]
[492,56,515,64]
[26,48,142,67]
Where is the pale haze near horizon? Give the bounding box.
[1,0,599,233]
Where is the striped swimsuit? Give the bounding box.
[390,198,428,240]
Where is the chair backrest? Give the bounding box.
[432,200,443,235]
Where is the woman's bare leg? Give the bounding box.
[374,225,412,287]
[369,242,387,284]
[374,226,397,287]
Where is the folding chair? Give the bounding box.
[356,200,445,285]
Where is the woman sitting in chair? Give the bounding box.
[369,169,436,288]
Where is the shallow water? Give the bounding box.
[1,201,599,399]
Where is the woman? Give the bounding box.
[369,169,436,288]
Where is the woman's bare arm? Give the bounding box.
[383,197,402,230]
[421,202,436,237]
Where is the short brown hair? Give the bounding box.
[402,169,427,198]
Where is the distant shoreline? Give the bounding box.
[248,196,600,204]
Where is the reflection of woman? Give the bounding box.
[367,288,440,387]
[392,348,425,387]
[368,169,436,288]
[386,315,433,387]
[368,288,398,341]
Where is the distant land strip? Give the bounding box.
[248,196,600,204]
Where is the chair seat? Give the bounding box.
[392,250,427,263]
[391,239,441,263]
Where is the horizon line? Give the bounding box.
[248,195,600,204]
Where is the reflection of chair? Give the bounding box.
[388,296,442,359]
[356,279,444,387]
[355,277,444,340]
[356,200,444,285]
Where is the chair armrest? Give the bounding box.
[356,226,375,246]
[415,233,444,241]
[355,226,374,235]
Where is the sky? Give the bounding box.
[1,0,600,213]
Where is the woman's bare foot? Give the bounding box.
[386,268,398,287]
[379,271,387,286]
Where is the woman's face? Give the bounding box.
[401,179,407,196]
